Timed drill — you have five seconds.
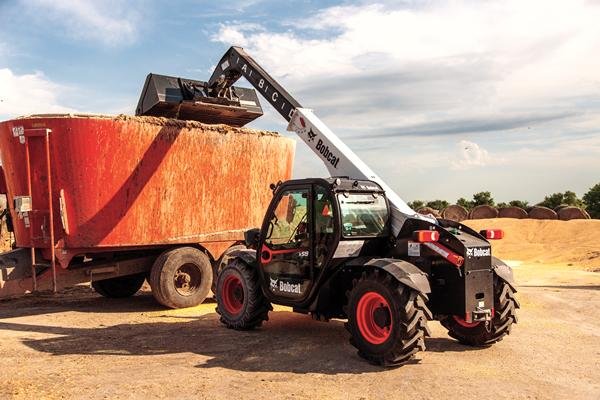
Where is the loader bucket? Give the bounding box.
[136,73,263,127]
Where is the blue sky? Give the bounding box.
[1,0,599,205]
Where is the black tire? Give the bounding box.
[92,273,146,298]
[216,259,271,330]
[211,244,247,294]
[440,277,519,346]
[345,269,432,366]
[149,247,213,309]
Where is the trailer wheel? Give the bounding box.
[149,247,212,309]
[92,273,146,298]
[346,269,432,366]
[216,259,271,330]
[440,277,519,346]
[212,244,247,294]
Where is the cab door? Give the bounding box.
[259,186,313,301]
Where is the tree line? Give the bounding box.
[407,182,600,219]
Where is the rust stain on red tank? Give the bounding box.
[0,115,295,264]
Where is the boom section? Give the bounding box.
[287,108,433,233]
[208,46,434,233]
[208,46,301,122]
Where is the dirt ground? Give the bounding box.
[1,219,599,399]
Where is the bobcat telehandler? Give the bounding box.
[137,46,519,366]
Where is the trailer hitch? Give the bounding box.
[472,307,493,332]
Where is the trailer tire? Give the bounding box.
[440,277,519,346]
[346,269,432,367]
[92,273,146,298]
[216,259,271,330]
[149,247,212,309]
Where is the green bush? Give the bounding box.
[537,191,583,209]
[426,200,449,211]
[456,197,474,210]
[472,191,495,207]
[583,183,600,219]
[407,200,425,210]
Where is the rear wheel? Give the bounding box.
[216,259,271,330]
[92,273,146,298]
[346,270,432,366]
[440,277,519,346]
[149,247,213,309]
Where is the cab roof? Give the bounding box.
[276,177,385,194]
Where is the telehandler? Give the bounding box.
[139,47,519,366]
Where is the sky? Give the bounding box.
[1,0,599,204]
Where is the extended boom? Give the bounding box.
[207,46,434,234]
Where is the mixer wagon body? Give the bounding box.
[0,115,295,304]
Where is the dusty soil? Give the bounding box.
[1,219,599,399]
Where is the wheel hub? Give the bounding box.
[373,305,391,329]
[173,263,201,296]
[356,291,393,345]
[221,274,244,315]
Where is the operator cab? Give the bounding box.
[255,178,390,306]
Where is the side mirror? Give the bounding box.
[244,228,260,249]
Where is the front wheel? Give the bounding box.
[346,270,432,366]
[440,277,519,346]
[212,244,246,294]
[216,259,271,330]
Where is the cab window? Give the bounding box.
[265,188,309,249]
[314,186,336,267]
[338,193,388,237]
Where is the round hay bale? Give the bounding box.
[498,206,528,219]
[557,206,590,220]
[417,207,440,218]
[554,204,569,213]
[469,205,498,220]
[528,206,558,220]
[441,205,468,222]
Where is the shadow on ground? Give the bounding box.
[0,301,481,374]
[0,289,166,318]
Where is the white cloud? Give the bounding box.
[211,0,600,126]
[24,0,140,46]
[212,23,264,47]
[0,68,76,119]
[451,140,500,170]
[211,0,600,201]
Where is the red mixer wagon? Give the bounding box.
[0,114,295,307]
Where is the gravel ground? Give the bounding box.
[0,259,599,400]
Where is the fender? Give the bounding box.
[228,249,258,268]
[347,257,431,294]
[492,256,516,290]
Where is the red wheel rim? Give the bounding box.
[356,291,393,345]
[452,315,480,328]
[221,275,244,315]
